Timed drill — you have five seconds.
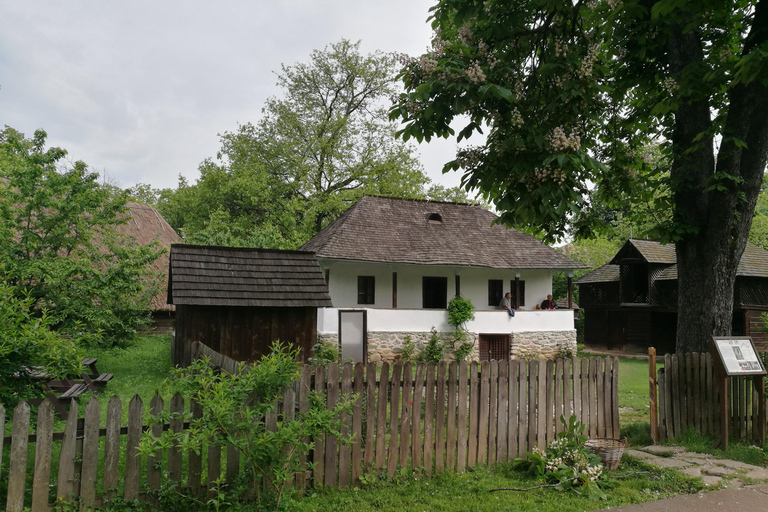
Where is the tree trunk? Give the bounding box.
[671,1,768,353]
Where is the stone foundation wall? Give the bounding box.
[317,329,577,363]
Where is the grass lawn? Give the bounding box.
[292,457,702,512]
[74,333,183,424]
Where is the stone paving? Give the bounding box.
[625,445,768,488]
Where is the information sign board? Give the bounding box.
[711,337,766,376]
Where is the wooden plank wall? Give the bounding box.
[655,352,766,443]
[1,357,619,511]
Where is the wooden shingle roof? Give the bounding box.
[168,244,333,307]
[300,196,586,270]
[610,239,676,265]
[577,241,768,284]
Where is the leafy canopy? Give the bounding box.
[155,40,458,248]
[0,127,164,346]
[392,0,767,243]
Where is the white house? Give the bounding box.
[301,196,587,362]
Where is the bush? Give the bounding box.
[138,341,355,511]
[419,328,445,364]
[448,296,475,361]
[0,279,83,409]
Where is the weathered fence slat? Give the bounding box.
[313,365,326,484]
[375,363,389,471]
[435,362,447,473]
[658,369,667,442]
[147,395,164,499]
[537,360,547,449]
[497,360,508,463]
[488,360,499,465]
[545,359,554,445]
[31,400,54,512]
[445,361,458,471]
[554,359,563,433]
[57,400,79,501]
[364,363,377,470]
[168,394,184,483]
[518,361,528,456]
[528,360,537,450]
[467,361,479,466]
[572,356,581,425]
[80,397,101,511]
[507,360,518,459]
[296,364,312,492]
[104,396,121,500]
[351,363,365,483]
[423,362,436,475]
[411,363,426,470]
[188,399,203,495]
[398,362,413,471]
[338,363,352,488]
[324,363,340,487]
[477,361,490,465]
[456,360,468,472]
[387,363,403,478]
[7,402,30,512]
[124,396,143,501]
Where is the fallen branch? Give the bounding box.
[488,476,579,493]
[609,471,650,479]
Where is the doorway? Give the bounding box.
[339,310,367,363]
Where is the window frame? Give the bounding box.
[357,275,375,305]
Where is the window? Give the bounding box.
[488,279,503,306]
[427,212,443,222]
[357,276,375,304]
[510,280,526,307]
[422,276,448,308]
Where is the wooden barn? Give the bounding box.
[577,239,768,354]
[168,244,332,367]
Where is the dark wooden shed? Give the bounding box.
[168,244,332,367]
[577,239,768,355]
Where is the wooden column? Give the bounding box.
[392,272,398,309]
[567,273,573,309]
[455,274,461,297]
[514,275,520,310]
[648,347,658,443]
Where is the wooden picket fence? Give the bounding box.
[652,351,767,443]
[1,356,619,511]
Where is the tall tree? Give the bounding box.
[393,0,768,352]
[160,39,430,247]
[0,127,164,346]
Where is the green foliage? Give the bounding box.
[156,40,432,248]
[308,340,352,366]
[513,415,612,500]
[452,342,474,362]
[0,279,83,410]
[400,335,417,363]
[418,328,446,364]
[447,296,475,361]
[447,296,475,328]
[138,342,355,510]
[0,127,164,346]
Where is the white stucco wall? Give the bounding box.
[320,260,558,312]
[317,308,574,334]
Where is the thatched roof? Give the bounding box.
[167,244,333,307]
[301,196,586,270]
[577,240,768,284]
[117,202,183,312]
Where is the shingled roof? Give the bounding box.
[168,244,332,307]
[576,240,768,284]
[300,196,586,270]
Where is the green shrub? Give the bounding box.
[448,296,476,362]
[138,341,355,510]
[419,328,446,364]
[400,335,417,363]
[0,278,83,409]
[308,340,342,365]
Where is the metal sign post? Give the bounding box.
[709,336,767,451]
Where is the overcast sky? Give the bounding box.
[0,0,466,191]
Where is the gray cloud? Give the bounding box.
[0,0,466,191]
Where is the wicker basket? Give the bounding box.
[584,438,626,470]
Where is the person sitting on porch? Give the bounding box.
[499,292,515,317]
[540,294,558,310]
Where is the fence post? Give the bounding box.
[648,347,658,443]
